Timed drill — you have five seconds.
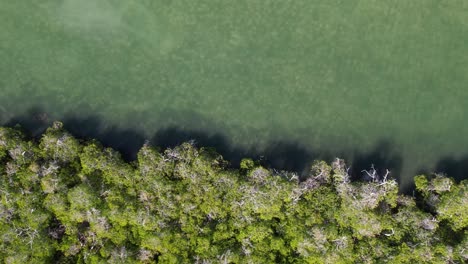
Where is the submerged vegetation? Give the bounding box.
[0,122,466,263]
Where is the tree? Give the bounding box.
[0,124,466,263]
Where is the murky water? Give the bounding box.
[1,0,468,187]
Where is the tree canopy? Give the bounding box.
[0,122,466,263]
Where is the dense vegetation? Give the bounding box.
[0,122,466,263]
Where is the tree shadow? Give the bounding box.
[261,141,326,178]
[2,107,145,160]
[3,106,408,184]
[151,127,325,177]
[62,115,146,161]
[4,106,52,137]
[151,126,244,164]
[434,156,468,183]
[350,140,403,183]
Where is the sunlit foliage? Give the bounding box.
[0,123,466,263]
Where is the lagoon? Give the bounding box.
[1,0,468,188]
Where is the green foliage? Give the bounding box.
[0,125,466,263]
[415,174,468,231]
[40,122,81,164]
[240,158,254,171]
[415,174,429,194]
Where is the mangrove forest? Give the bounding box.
[0,123,466,263]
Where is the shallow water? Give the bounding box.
[1,0,468,187]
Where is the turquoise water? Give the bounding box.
[1,0,468,186]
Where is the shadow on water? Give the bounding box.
[62,116,147,161]
[262,141,333,180]
[152,127,328,177]
[4,107,52,137]
[434,156,468,183]
[350,140,403,182]
[2,106,448,187]
[4,107,146,160]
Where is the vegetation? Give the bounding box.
[0,122,466,263]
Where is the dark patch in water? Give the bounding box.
[4,106,465,192]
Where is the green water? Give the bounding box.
[1,0,468,186]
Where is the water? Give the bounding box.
[1,0,468,187]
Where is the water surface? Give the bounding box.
[1,0,468,187]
